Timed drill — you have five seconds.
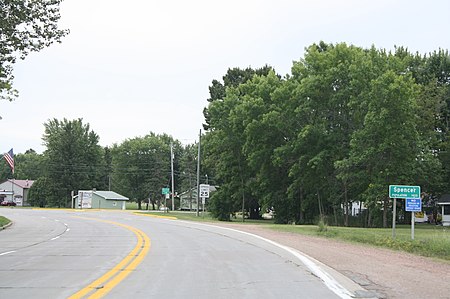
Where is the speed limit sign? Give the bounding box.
[199,184,210,198]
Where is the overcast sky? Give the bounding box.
[2,0,450,154]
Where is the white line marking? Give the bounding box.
[0,251,16,256]
[182,221,353,299]
[50,236,60,241]
[66,228,70,232]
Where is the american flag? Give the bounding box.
[3,148,14,174]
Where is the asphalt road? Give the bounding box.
[0,209,347,299]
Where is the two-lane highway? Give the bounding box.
[0,209,349,298]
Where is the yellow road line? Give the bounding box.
[68,217,150,299]
[133,212,178,220]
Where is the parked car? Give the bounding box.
[1,200,16,206]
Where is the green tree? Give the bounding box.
[341,71,421,227]
[1,0,68,101]
[28,176,54,207]
[11,149,45,180]
[111,133,172,210]
[204,66,274,221]
[42,118,103,207]
[1,149,45,182]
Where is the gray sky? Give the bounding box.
[2,0,450,154]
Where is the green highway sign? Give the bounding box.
[161,187,170,195]
[389,185,420,199]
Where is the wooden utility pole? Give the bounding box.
[196,129,201,217]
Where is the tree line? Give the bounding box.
[2,42,449,227]
[0,118,200,209]
[203,42,449,227]
[2,2,448,226]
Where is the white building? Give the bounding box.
[437,194,450,226]
[0,179,34,206]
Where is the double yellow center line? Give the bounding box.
[69,217,151,299]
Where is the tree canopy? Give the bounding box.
[0,0,68,101]
[202,42,450,226]
[9,41,450,227]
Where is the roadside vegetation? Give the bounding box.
[137,210,450,261]
[269,224,450,261]
[2,42,449,230]
[0,216,11,227]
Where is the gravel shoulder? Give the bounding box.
[211,222,450,299]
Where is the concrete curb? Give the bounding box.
[0,221,13,230]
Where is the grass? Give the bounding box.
[267,223,450,261]
[0,216,11,227]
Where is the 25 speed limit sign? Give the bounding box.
[199,184,210,198]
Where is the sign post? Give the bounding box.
[162,188,170,213]
[389,185,421,239]
[199,184,210,217]
[405,198,422,240]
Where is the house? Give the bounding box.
[179,185,216,211]
[0,179,34,206]
[437,194,450,226]
[342,201,367,216]
[75,190,129,210]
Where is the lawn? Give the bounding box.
[267,223,450,261]
[0,216,11,227]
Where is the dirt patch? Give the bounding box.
[212,223,450,299]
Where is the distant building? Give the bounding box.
[179,185,216,211]
[342,201,367,216]
[0,179,34,206]
[437,194,450,226]
[74,190,129,210]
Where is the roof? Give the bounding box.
[179,185,217,197]
[437,194,450,204]
[94,191,129,201]
[1,179,34,189]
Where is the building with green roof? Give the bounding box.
[75,190,129,210]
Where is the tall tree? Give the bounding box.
[0,0,68,101]
[203,66,274,220]
[341,71,421,227]
[41,118,103,207]
[111,133,172,210]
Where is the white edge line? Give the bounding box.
[0,250,16,256]
[181,221,354,299]
[50,236,60,241]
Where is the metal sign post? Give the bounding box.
[405,198,422,240]
[389,185,421,239]
[162,188,170,213]
[199,184,210,217]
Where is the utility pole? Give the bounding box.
[171,142,175,211]
[196,129,201,217]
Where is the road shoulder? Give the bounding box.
[210,222,450,299]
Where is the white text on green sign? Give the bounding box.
[389,185,421,199]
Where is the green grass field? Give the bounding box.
[267,223,450,261]
[0,216,11,227]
